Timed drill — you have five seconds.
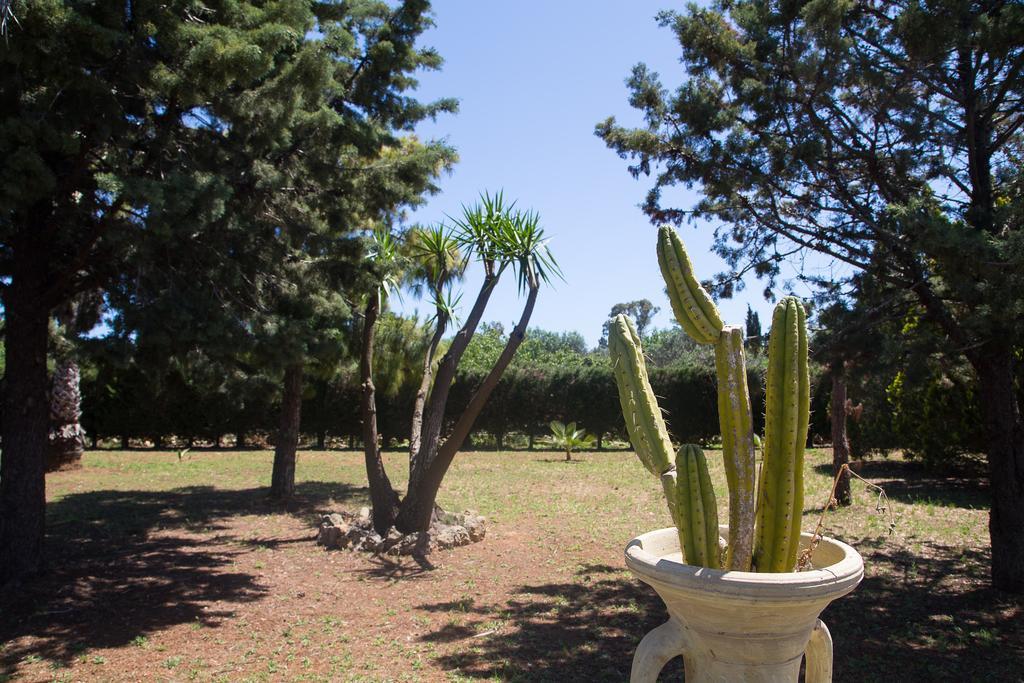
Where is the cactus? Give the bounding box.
[715,325,757,571]
[657,227,723,345]
[672,444,721,568]
[754,297,810,572]
[611,226,810,573]
[609,315,721,567]
[608,314,674,477]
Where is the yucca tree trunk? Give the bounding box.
[396,276,539,533]
[360,296,401,534]
[409,310,447,468]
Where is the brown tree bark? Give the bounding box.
[829,362,852,507]
[360,297,400,534]
[975,345,1024,593]
[409,271,499,483]
[270,363,303,500]
[408,310,447,465]
[0,264,51,584]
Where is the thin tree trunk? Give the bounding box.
[412,271,499,483]
[528,433,535,450]
[397,279,540,533]
[316,430,326,450]
[0,273,51,584]
[409,311,447,467]
[596,433,603,450]
[830,362,852,507]
[270,363,303,500]
[975,345,1024,593]
[360,297,400,534]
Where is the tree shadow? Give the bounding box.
[820,539,1023,682]
[813,459,989,509]
[418,563,684,681]
[420,546,1024,682]
[0,481,366,675]
[532,458,586,465]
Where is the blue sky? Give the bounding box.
[396,1,815,347]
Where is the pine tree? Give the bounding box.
[599,0,1024,591]
[0,0,455,582]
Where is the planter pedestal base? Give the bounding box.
[625,527,862,683]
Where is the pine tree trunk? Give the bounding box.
[316,430,326,450]
[0,273,51,584]
[975,345,1024,593]
[47,358,86,471]
[360,297,400,534]
[829,363,852,507]
[270,363,303,500]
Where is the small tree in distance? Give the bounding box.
[548,421,596,462]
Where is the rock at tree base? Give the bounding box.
[316,510,486,555]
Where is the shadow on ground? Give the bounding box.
[0,481,365,675]
[419,563,685,682]
[421,545,1023,682]
[813,459,989,509]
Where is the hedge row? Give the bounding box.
[80,361,783,449]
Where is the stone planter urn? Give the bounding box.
[625,526,864,683]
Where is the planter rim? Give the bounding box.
[625,526,864,602]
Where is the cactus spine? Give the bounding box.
[715,326,757,571]
[608,314,673,477]
[753,297,810,572]
[673,444,721,568]
[657,227,723,345]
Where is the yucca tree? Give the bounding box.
[405,224,466,464]
[359,192,560,534]
[548,420,595,462]
[360,227,407,531]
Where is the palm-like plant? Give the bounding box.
[404,224,466,462]
[548,421,596,462]
[359,191,561,535]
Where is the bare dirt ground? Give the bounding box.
[1,449,1021,682]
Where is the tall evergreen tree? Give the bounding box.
[0,0,454,582]
[599,0,1024,590]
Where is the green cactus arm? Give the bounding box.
[754,301,784,570]
[715,325,756,571]
[772,299,802,572]
[674,445,720,569]
[694,445,722,569]
[660,470,679,521]
[608,314,674,476]
[673,457,698,563]
[657,227,723,345]
[754,297,810,572]
[786,301,810,566]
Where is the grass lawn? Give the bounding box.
[1,448,1021,681]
